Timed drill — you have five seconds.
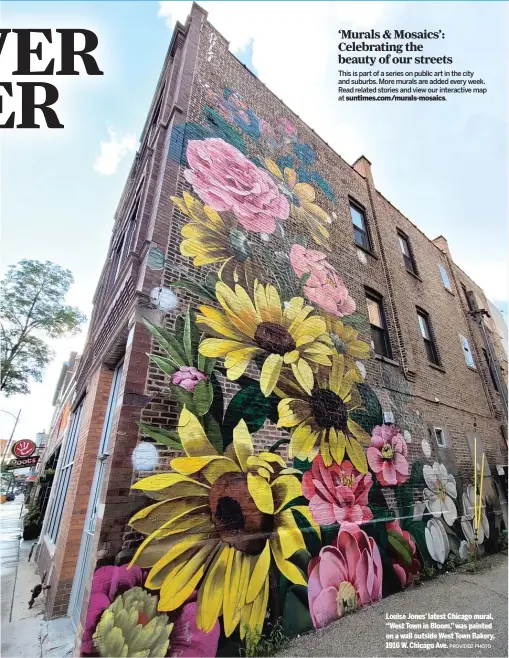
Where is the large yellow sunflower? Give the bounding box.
[324,316,371,369]
[264,159,330,249]
[172,192,261,287]
[129,408,316,640]
[196,280,333,396]
[276,352,371,471]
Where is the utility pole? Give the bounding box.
[1,409,22,467]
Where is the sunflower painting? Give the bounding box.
[128,408,316,639]
[76,84,492,658]
[276,352,371,470]
[196,280,333,396]
[172,191,263,288]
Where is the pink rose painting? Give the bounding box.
[184,138,289,234]
[171,366,207,392]
[302,456,373,526]
[290,244,356,317]
[81,565,219,658]
[308,523,383,629]
[386,520,420,587]
[367,425,409,487]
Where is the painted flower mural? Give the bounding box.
[93,587,173,657]
[386,520,420,587]
[461,484,489,544]
[367,425,409,487]
[184,138,289,234]
[423,462,457,526]
[128,408,316,640]
[289,244,356,318]
[324,315,370,370]
[76,83,502,658]
[265,160,331,247]
[276,352,371,469]
[171,366,207,393]
[173,191,262,287]
[82,565,219,658]
[425,517,450,566]
[307,523,383,628]
[196,280,333,396]
[302,456,373,526]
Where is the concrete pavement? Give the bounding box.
[1,496,75,658]
[282,553,508,658]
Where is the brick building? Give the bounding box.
[36,3,507,650]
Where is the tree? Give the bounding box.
[1,260,86,396]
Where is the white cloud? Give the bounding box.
[93,127,137,176]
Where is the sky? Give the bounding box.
[1,1,508,446]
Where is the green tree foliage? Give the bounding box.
[1,260,86,396]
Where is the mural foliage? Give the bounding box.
[82,89,492,657]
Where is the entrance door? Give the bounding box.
[69,361,124,629]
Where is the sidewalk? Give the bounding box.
[282,552,508,658]
[1,497,75,658]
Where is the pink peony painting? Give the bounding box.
[184,138,289,234]
[289,244,356,317]
[367,425,409,487]
[308,523,383,629]
[302,457,373,526]
[171,366,207,393]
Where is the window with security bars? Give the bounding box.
[366,291,392,358]
[46,402,83,544]
[350,202,372,251]
[398,231,418,275]
[417,310,440,366]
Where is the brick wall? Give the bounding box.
[60,3,507,653]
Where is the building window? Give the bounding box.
[439,263,452,291]
[398,231,418,275]
[46,402,84,544]
[148,86,165,142]
[433,427,446,448]
[366,290,391,357]
[108,192,141,288]
[417,309,440,365]
[459,334,476,369]
[482,348,499,391]
[350,201,372,251]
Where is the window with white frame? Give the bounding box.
[459,334,476,369]
[46,402,83,544]
[438,263,452,292]
[433,427,446,448]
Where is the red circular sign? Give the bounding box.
[12,440,36,458]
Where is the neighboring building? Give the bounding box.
[35,352,80,587]
[37,4,507,652]
[487,301,508,353]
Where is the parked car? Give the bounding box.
[5,492,15,501]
